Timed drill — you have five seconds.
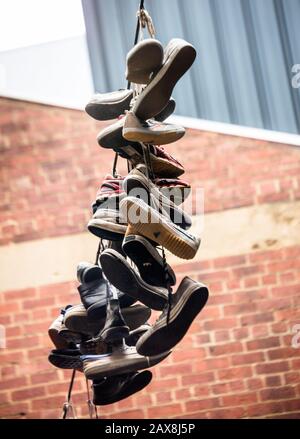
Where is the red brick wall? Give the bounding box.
[1,97,300,418]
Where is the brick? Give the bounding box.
[181,372,215,386]
[12,386,45,401]
[260,386,296,401]
[256,361,289,375]
[213,255,246,268]
[247,337,280,351]
[148,403,183,418]
[223,392,258,406]
[204,318,237,331]
[210,342,243,356]
[265,376,282,387]
[185,397,220,412]
[231,352,264,366]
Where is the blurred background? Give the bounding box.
[0,0,300,419]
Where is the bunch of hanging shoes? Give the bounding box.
[48,36,209,408]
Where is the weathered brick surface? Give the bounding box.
[0,98,300,419]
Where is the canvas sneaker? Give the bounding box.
[64,304,151,337]
[126,39,164,84]
[92,370,152,406]
[120,196,200,260]
[123,164,191,229]
[123,111,185,145]
[136,277,209,356]
[85,89,133,121]
[133,38,196,120]
[100,248,169,310]
[48,305,73,349]
[83,345,170,379]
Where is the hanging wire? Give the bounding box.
[112,152,119,177]
[94,239,103,265]
[85,378,98,419]
[161,247,173,325]
[62,369,76,419]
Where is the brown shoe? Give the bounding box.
[123,111,185,145]
[126,39,164,84]
[133,39,196,120]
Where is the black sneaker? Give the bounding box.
[100,249,168,310]
[97,299,130,343]
[48,348,83,371]
[136,277,209,356]
[92,371,152,405]
[83,345,170,379]
[64,304,151,337]
[122,234,176,287]
[77,265,136,320]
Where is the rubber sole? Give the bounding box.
[136,284,209,356]
[85,90,133,121]
[134,44,196,120]
[100,249,168,310]
[64,304,151,336]
[122,198,200,260]
[122,234,176,287]
[48,352,83,371]
[126,40,163,84]
[87,219,126,241]
[93,370,152,405]
[122,126,185,145]
[84,350,170,379]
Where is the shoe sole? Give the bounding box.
[122,126,185,145]
[93,370,152,405]
[122,198,200,259]
[84,351,170,379]
[100,249,168,310]
[85,91,133,121]
[134,43,196,120]
[136,283,209,356]
[122,234,176,287]
[64,304,151,336]
[126,40,163,84]
[87,219,127,241]
[48,353,83,371]
[100,325,130,343]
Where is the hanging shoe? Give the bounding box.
[123,111,185,145]
[97,299,130,343]
[133,38,196,120]
[77,265,136,321]
[136,277,209,356]
[92,370,152,405]
[155,176,191,205]
[77,262,103,284]
[64,304,151,337]
[88,175,127,241]
[100,249,168,310]
[123,164,191,229]
[82,345,170,379]
[97,97,176,150]
[126,39,164,84]
[85,89,133,121]
[120,196,200,260]
[48,348,83,371]
[122,234,176,287]
[48,305,73,349]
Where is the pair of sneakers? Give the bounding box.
[87,167,192,241]
[122,38,196,145]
